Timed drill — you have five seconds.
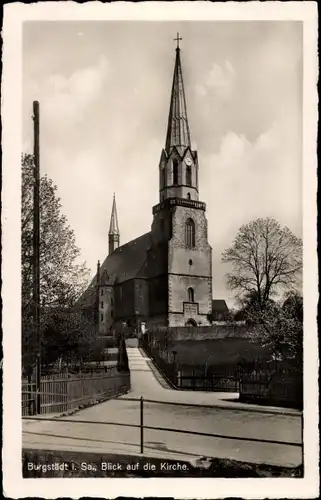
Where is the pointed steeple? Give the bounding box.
[158,36,199,203]
[165,38,191,154]
[109,193,120,254]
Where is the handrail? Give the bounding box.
[23,396,303,458]
[22,414,302,449]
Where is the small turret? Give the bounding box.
[109,193,120,254]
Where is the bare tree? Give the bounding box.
[222,217,302,310]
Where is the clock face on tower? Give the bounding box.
[185,158,192,166]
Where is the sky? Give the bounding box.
[22,21,303,306]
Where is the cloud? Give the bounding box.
[200,121,301,306]
[25,55,111,128]
[205,60,236,98]
[202,121,301,244]
[195,84,207,97]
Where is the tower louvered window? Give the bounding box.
[173,159,178,185]
[186,165,192,186]
[161,168,166,188]
[185,218,195,248]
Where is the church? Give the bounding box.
[80,38,228,333]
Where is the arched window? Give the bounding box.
[173,159,178,185]
[185,218,195,248]
[187,192,191,200]
[188,287,194,303]
[186,165,192,186]
[161,168,166,189]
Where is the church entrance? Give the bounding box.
[185,318,197,327]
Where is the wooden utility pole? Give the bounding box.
[32,101,41,414]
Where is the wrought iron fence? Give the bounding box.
[140,338,240,392]
[178,375,239,392]
[141,339,178,387]
[139,338,302,405]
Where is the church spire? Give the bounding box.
[165,34,191,154]
[109,193,120,254]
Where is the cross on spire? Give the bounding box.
[173,32,182,49]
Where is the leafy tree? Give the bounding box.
[222,217,302,311]
[40,310,99,369]
[245,293,303,365]
[234,291,276,323]
[21,153,91,374]
[282,291,303,322]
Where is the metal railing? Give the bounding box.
[23,395,304,467]
[139,339,302,408]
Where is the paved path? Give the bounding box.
[23,347,302,467]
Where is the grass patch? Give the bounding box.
[171,339,269,367]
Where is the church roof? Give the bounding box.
[165,46,191,154]
[79,232,151,308]
[212,300,229,314]
[101,232,151,283]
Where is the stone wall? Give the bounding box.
[165,322,258,341]
[144,323,266,368]
[168,204,212,326]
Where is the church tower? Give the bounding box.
[148,35,212,327]
[109,193,120,254]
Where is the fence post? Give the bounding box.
[140,396,144,454]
